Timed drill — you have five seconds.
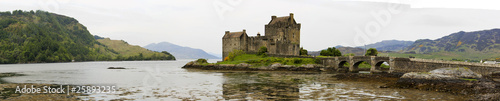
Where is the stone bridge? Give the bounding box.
[320,56,500,75]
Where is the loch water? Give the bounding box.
[0,60,466,100]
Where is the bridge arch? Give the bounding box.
[322,56,394,73]
[352,61,371,73]
[374,61,390,72]
[338,61,348,68]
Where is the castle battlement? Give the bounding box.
[222,13,301,60]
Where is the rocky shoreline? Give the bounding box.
[333,68,500,100]
[182,61,328,71]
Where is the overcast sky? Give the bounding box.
[2,0,500,55]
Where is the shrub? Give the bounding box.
[293,58,303,64]
[300,47,308,56]
[260,53,268,57]
[228,50,245,61]
[195,58,208,64]
[314,58,322,64]
[320,50,331,56]
[257,46,267,56]
[320,47,342,56]
[365,48,378,56]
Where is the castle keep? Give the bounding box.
[222,13,301,60]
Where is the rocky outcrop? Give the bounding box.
[428,67,482,78]
[399,67,482,82]
[393,67,500,98]
[107,67,126,69]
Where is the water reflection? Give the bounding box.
[222,72,301,100]
[206,71,467,100]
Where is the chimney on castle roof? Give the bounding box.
[289,13,294,20]
[242,29,246,33]
[225,31,229,34]
[271,15,276,20]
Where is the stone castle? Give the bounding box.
[222,13,301,60]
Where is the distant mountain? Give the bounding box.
[309,47,365,56]
[358,40,414,51]
[144,42,219,59]
[405,29,500,53]
[337,47,366,56]
[334,45,345,48]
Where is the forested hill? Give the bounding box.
[405,29,500,53]
[0,10,174,64]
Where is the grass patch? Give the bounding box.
[460,78,478,81]
[315,55,330,58]
[418,72,431,74]
[357,62,371,68]
[217,54,319,67]
[194,58,213,66]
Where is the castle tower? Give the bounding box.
[264,13,301,56]
[222,29,248,60]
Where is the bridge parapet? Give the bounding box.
[389,58,500,75]
[318,56,500,75]
[410,58,500,67]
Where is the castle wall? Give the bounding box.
[285,24,301,44]
[247,36,269,54]
[223,37,245,59]
[275,41,298,55]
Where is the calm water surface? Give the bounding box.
[0,60,467,100]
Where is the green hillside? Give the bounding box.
[405,29,500,53]
[96,38,175,60]
[380,51,500,62]
[387,29,500,61]
[0,10,174,63]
